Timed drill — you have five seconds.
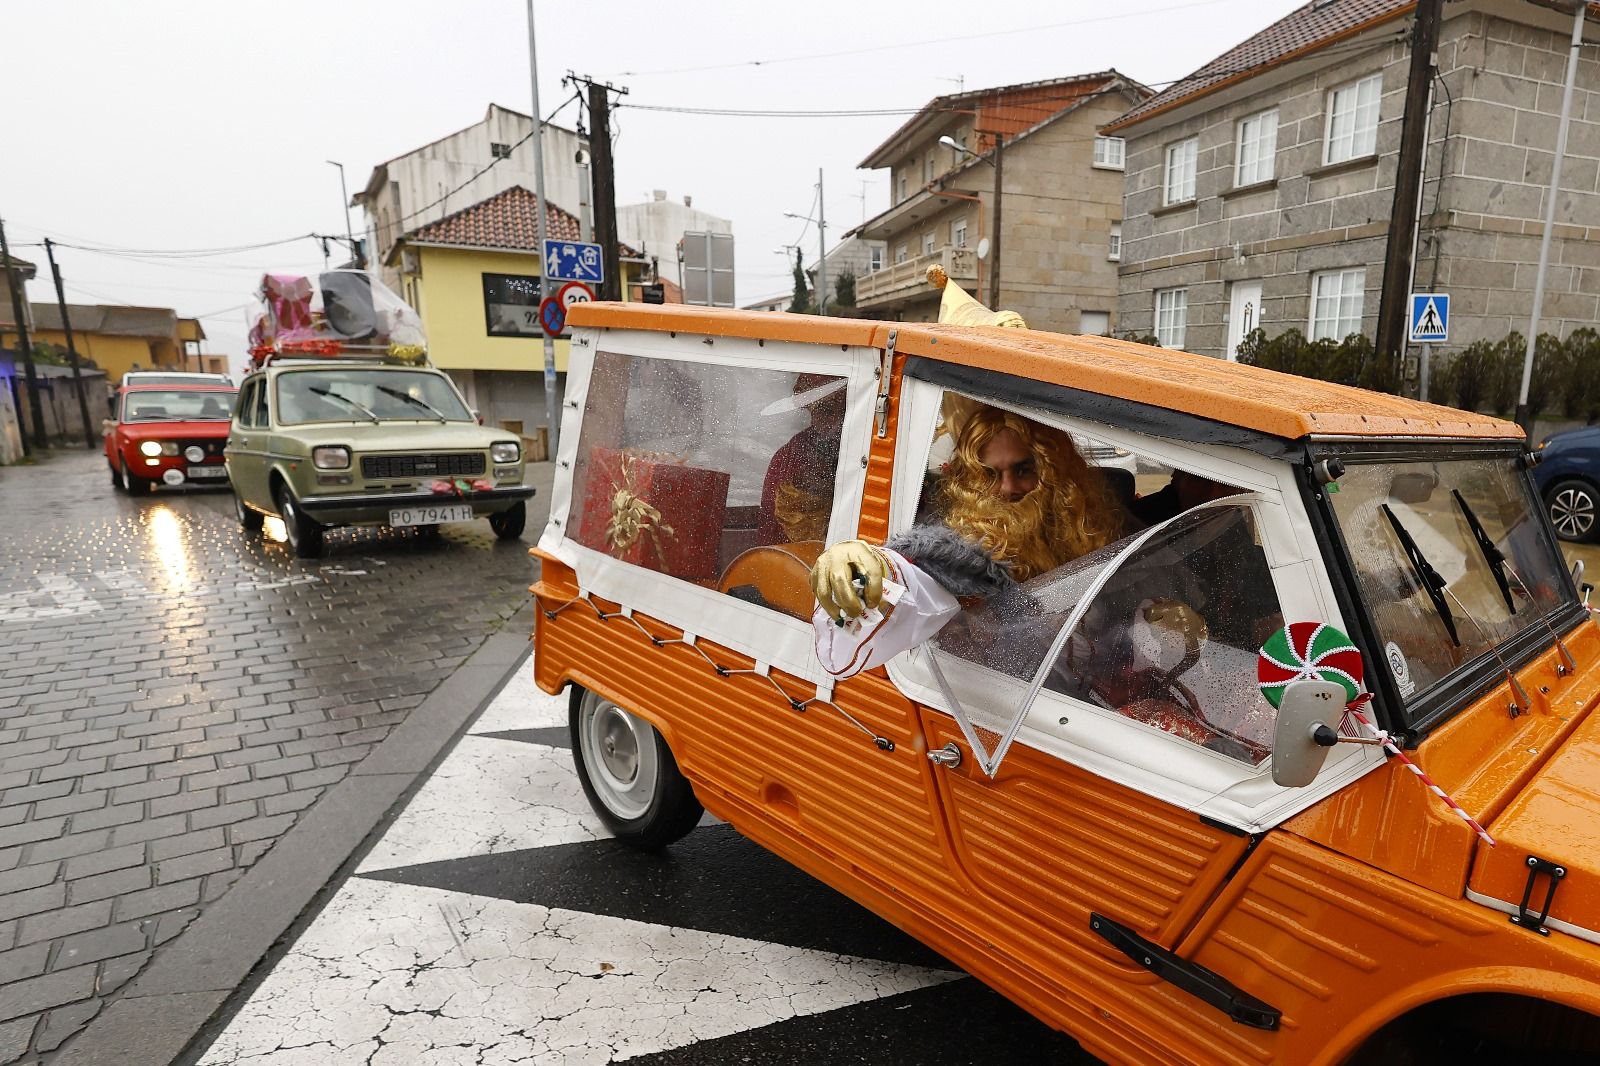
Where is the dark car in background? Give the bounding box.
[1535,426,1600,541]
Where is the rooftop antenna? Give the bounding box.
[937,74,965,94]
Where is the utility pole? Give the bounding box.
[0,216,46,452]
[584,78,627,302]
[1373,0,1444,394]
[526,0,559,456]
[43,239,95,448]
[988,134,1005,308]
[1518,1,1588,434]
[816,169,828,316]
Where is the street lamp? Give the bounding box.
[326,160,354,252]
[938,134,1005,306]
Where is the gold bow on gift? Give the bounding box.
[605,451,678,569]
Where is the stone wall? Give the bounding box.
[1116,4,1600,365]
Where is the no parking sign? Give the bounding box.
[538,296,566,338]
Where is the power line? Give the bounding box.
[605,0,1234,77]
[620,35,1401,120]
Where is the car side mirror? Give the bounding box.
[1272,680,1346,787]
[472,408,484,426]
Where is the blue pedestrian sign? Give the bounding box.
[1409,293,1449,343]
[543,239,605,284]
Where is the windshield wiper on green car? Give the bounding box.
[308,386,379,423]
[1452,489,1516,616]
[374,384,447,423]
[1381,503,1462,647]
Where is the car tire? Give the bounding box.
[1546,478,1598,543]
[274,483,324,558]
[489,500,527,540]
[234,488,263,533]
[570,686,702,851]
[110,461,125,492]
[124,459,151,496]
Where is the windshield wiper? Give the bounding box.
[1452,489,1516,616]
[1381,504,1461,647]
[308,387,379,424]
[374,384,447,423]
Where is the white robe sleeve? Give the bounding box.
[812,549,961,679]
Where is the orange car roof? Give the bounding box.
[567,303,1520,443]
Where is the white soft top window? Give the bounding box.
[541,328,879,685]
[886,377,1383,831]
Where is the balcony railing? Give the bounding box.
[857,245,978,307]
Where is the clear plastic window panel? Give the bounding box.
[916,393,1280,769]
[569,350,846,621]
[1327,456,1571,704]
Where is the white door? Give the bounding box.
[1226,281,1262,361]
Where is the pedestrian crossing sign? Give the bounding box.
[1409,293,1449,343]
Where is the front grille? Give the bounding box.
[361,452,485,479]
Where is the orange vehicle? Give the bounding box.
[531,292,1600,1063]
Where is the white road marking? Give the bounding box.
[0,575,103,624]
[469,667,567,735]
[356,736,603,872]
[197,878,958,1066]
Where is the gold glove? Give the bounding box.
[811,540,888,622]
[1144,598,1209,653]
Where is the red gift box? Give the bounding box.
[578,447,730,580]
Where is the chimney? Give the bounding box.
[652,189,667,201]
[683,194,693,208]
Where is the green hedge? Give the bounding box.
[1430,328,1599,419]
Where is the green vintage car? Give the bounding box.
[225,358,536,558]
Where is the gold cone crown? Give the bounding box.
[925,265,1026,329]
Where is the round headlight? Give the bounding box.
[184,446,206,463]
[490,441,521,464]
[139,440,163,457]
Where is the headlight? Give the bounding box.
[491,441,521,464]
[313,445,351,470]
[139,440,162,457]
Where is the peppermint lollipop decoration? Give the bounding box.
[1258,622,1364,708]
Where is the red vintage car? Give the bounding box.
[106,382,237,494]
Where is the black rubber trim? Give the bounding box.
[1199,814,1251,837]
[1089,912,1281,1031]
[902,356,1300,458]
[298,485,536,513]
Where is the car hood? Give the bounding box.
[1468,705,1600,943]
[283,422,516,452]
[119,421,231,440]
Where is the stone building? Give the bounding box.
[851,72,1152,334]
[1107,0,1600,362]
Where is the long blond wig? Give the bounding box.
[939,407,1123,580]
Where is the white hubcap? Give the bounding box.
[580,695,659,821]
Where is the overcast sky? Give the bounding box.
[2,0,1299,372]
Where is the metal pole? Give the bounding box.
[328,161,354,249]
[1421,342,1432,403]
[526,0,559,459]
[43,239,95,448]
[816,169,828,316]
[1518,1,1586,431]
[1374,0,1444,391]
[0,216,46,451]
[989,135,1004,307]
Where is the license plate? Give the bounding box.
[389,504,475,527]
[187,465,227,478]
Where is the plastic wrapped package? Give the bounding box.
[247,270,425,364]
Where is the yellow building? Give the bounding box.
[387,184,644,441]
[0,301,213,383]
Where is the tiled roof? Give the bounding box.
[405,185,641,258]
[860,70,1142,168]
[1104,0,1416,132]
[0,302,177,339]
[408,185,582,248]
